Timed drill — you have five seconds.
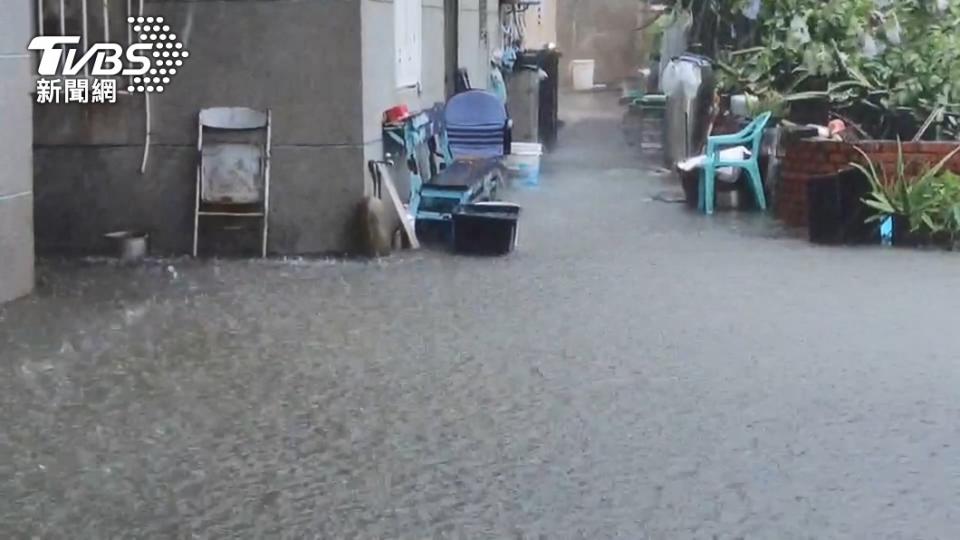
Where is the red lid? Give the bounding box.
[384,105,411,124]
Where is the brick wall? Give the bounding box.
[777,140,960,227]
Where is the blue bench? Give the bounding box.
[416,159,503,224]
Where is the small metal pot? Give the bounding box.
[716,188,741,210]
[104,231,149,263]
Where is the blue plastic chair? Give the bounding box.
[699,111,771,214]
[444,90,509,160]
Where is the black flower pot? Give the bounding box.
[889,109,920,141]
[807,172,844,244]
[930,232,954,249]
[808,167,879,245]
[837,168,879,244]
[892,215,922,247]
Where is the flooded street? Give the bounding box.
[4,94,960,538]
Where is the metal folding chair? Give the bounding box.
[193,107,272,257]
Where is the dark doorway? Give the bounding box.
[444,0,459,97]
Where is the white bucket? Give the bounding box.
[505,142,543,186]
[571,59,596,91]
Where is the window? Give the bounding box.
[394,0,422,88]
[33,0,142,78]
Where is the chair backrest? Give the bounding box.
[444,90,508,159]
[198,107,271,204]
[199,107,269,130]
[747,112,772,156]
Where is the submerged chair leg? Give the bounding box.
[703,165,716,214]
[697,169,705,212]
[746,163,767,211]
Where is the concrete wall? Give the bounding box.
[558,0,645,85]
[522,0,558,49]
[360,0,499,198]
[459,0,498,94]
[34,1,365,256]
[0,1,35,302]
[33,0,499,257]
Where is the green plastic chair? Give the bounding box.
[627,94,666,151]
[699,111,771,214]
[629,93,666,110]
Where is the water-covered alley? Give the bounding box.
[4,93,960,538]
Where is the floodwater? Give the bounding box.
[3,93,960,538]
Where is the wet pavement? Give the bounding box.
[4,93,960,538]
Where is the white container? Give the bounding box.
[571,59,596,91]
[730,94,759,117]
[505,142,543,186]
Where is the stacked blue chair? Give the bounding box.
[416,90,509,230]
[445,90,509,159]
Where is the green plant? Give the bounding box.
[747,91,788,118]
[854,141,960,239]
[929,172,960,241]
[710,0,960,135]
[910,171,960,243]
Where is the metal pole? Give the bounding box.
[103,0,110,42]
[126,0,132,86]
[82,0,89,75]
[37,0,45,35]
[138,0,151,174]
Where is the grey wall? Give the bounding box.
[0,1,35,302]
[521,0,558,49]
[558,0,644,86]
[360,0,500,198]
[457,0,497,96]
[34,0,365,256]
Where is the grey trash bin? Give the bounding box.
[661,54,715,168]
[507,67,541,143]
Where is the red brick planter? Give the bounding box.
[777,139,960,227]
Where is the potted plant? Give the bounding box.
[853,141,960,246]
[916,171,960,249]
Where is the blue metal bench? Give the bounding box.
[416,159,503,225]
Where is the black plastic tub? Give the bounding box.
[415,219,453,244]
[807,167,878,245]
[452,203,521,255]
[807,173,844,244]
[892,215,923,247]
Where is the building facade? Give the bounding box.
[522,0,558,50]
[0,2,35,303]
[28,0,500,259]
[558,0,646,85]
